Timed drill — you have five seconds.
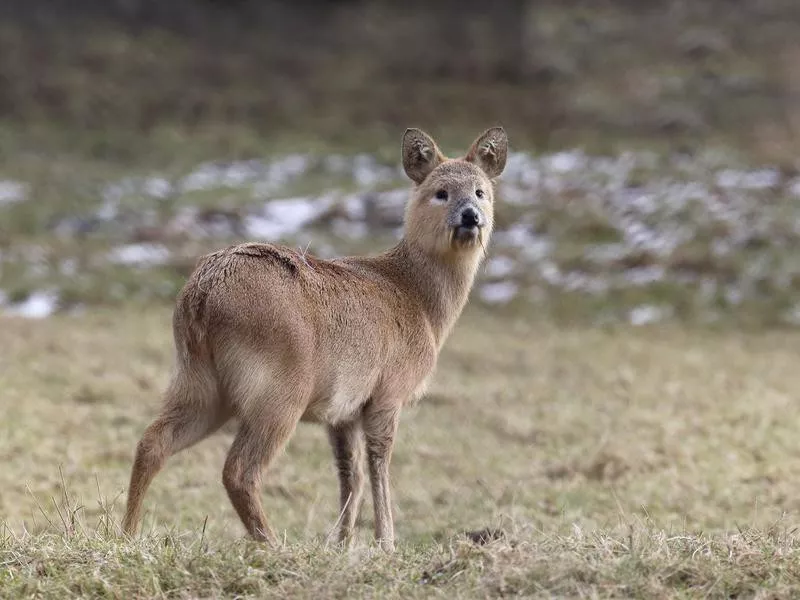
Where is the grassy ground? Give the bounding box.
[3,307,800,597]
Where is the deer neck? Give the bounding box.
[386,238,483,347]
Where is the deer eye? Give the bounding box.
[434,190,448,201]
[476,189,485,199]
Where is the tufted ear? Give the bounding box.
[402,128,445,184]
[465,127,508,179]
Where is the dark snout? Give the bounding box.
[460,206,481,229]
[449,201,485,229]
[449,201,485,245]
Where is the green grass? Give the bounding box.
[3,308,800,597]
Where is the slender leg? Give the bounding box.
[122,395,228,536]
[222,409,302,544]
[362,402,401,552]
[327,419,366,545]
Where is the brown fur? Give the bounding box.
[121,127,509,552]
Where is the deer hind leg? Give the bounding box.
[362,401,401,553]
[122,367,228,537]
[327,419,366,546]
[222,395,305,545]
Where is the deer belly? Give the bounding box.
[303,367,380,425]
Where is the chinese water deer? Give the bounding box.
[121,126,508,552]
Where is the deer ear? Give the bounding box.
[402,128,444,184]
[465,127,508,179]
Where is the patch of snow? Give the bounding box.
[585,243,628,263]
[5,291,59,319]
[96,198,119,221]
[498,184,535,205]
[265,197,329,229]
[331,219,368,239]
[628,304,670,326]
[543,150,586,174]
[180,164,230,193]
[539,261,561,285]
[361,189,408,228]
[375,188,408,210]
[494,224,533,247]
[243,215,285,240]
[101,177,138,204]
[502,152,540,188]
[165,206,200,238]
[520,238,552,263]
[246,196,334,240]
[622,191,660,215]
[724,285,743,306]
[224,161,260,188]
[59,258,78,276]
[494,226,551,261]
[342,194,367,220]
[716,168,780,190]
[0,181,28,206]
[108,243,171,267]
[178,160,261,193]
[624,266,666,287]
[580,275,610,295]
[622,221,656,249]
[352,154,395,187]
[180,166,217,193]
[267,155,311,186]
[479,281,519,304]
[143,177,172,199]
[561,272,609,294]
[484,255,516,279]
[252,155,313,195]
[97,174,171,206]
[789,177,800,198]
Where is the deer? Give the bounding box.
[121,126,508,552]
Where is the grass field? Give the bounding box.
[3,307,800,597]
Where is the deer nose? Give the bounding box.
[460,206,481,229]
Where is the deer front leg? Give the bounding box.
[362,401,401,553]
[327,419,366,546]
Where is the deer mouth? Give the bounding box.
[451,225,481,248]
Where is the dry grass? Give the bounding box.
[3,307,800,597]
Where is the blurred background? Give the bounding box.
[2,0,800,326]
